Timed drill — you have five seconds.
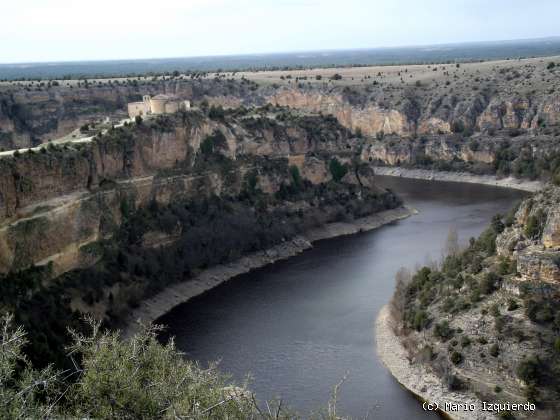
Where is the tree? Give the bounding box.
[0,314,64,418]
[450,351,463,365]
[208,105,225,120]
[444,227,460,257]
[329,158,348,182]
[390,267,411,333]
[516,357,542,385]
[355,127,363,138]
[289,165,303,191]
[524,210,546,240]
[491,214,505,233]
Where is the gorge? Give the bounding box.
[1,55,560,419]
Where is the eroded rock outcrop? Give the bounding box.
[497,187,560,284]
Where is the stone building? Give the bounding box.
[127,94,191,119]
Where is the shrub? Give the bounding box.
[450,351,463,365]
[480,272,500,295]
[329,158,348,182]
[434,321,454,341]
[0,315,293,418]
[494,315,506,333]
[200,130,227,157]
[208,105,226,120]
[445,373,463,391]
[555,337,560,354]
[516,357,542,384]
[526,300,554,323]
[490,303,501,317]
[289,165,303,191]
[498,257,516,275]
[498,411,515,420]
[524,383,541,404]
[507,298,519,311]
[418,345,435,363]
[524,210,546,240]
[412,309,430,331]
[489,344,500,357]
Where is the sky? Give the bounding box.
[2,0,560,63]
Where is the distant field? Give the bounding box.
[1,37,560,80]
[227,55,560,90]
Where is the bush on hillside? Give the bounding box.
[0,314,308,419]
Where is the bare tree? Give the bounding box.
[389,267,412,335]
[443,226,460,258]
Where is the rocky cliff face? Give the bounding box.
[267,88,560,138]
[0,78,259,148]
[2,74,560,153]
[496,187,560,284]
[0,109,388,275]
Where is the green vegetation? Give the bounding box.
[524,209,547,239]
[390,196,560,412]
[450,351,463,365]
[329,158,348,182]
[516,357,543,385]
[200,130,227,158]
[0,314,341,418]
[434,321,454,341]
[489,343,500,357]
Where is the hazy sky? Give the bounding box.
[2,0,559,63]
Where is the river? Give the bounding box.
[157,176,526,419]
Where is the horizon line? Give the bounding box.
[1,35,560,66]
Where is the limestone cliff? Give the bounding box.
[0,108,390,276]
[2,74,560,158]
[496,187,560,284]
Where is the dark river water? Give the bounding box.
[158,176,526,419]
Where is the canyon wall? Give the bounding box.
[0,110,383,275]
[2,77,560,153]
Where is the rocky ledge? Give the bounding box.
[123,206,414,338]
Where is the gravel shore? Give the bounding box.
[373,166,544,192]
[375,305,495,420]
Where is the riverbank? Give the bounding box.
[373,166,544,192]
[375,305,495,420]
[122,206,415,338]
